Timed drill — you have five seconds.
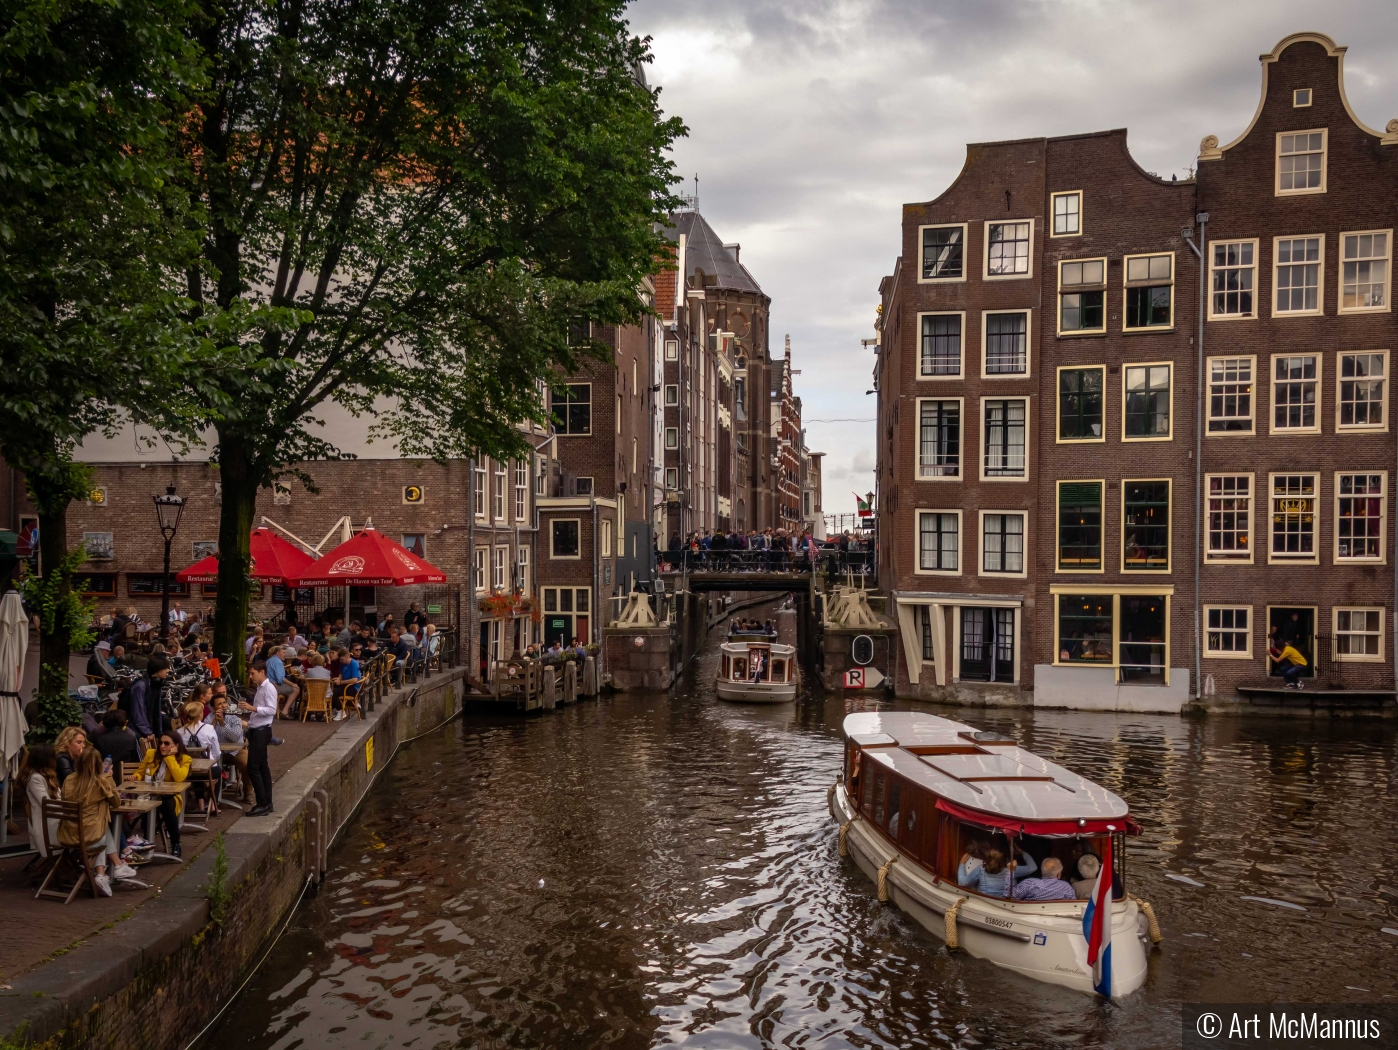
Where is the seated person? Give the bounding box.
[957,843,1037,898]
[87,640,117,681]
[305,652,333,680]
[266,645,300,718]
[1072,853,1102,898]
[206,694,250,804]
[94,709,142,771]
[359,631,381,661]
[133,733,192,858]
[1012,857,1079,901]
[332,646,362,720]
[60,749,137,894]
[389,627,412,682]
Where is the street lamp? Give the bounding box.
[153,485,185,644]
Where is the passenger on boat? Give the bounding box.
[1072,853,1100,898]
[1012,857,1079,901]
[957,845,1037,897]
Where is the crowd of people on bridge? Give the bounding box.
[661,528,873,574]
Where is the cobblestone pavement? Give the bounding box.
[0,715,340,981]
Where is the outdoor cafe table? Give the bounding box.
[118,781,191,864]
[111,797,159,887]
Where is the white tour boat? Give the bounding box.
[830,711,1159,997]
[717,626,798,703]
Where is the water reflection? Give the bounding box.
[209,646,1398,1050]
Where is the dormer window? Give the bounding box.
[1293,88,1312,107]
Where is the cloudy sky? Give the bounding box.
[627,0,1398,520]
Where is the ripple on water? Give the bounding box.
[208,639,1398,1050]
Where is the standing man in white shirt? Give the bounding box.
[240,658,278,815]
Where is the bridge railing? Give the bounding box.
[658,548,876,582]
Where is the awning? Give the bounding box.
[176,528,314,585]
[293,527,447,587]
[934,796,1141,838]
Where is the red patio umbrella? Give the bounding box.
[175,527,315,584]
[292,526,447,587]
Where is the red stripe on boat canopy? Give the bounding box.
[934,797,1141,837]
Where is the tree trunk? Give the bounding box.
[213,431,260,683]
[35,495,73,706]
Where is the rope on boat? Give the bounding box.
[944,896,968,950]
[838,820,852,857]
[828,781,837,808]
[876,855,897,902]
[1130,894,1163,943]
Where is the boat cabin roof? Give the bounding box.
[721,641,795,655]
[843,711,1129,824]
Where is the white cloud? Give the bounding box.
[629,0,1398,517]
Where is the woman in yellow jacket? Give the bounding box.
[133,732,192,858]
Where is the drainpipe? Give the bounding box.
[592,496,600,648]
[467,457,476,673]
[1183,211,1208,701]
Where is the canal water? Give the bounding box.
[208,636,1398,1050]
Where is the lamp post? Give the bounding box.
[153,485,186,644]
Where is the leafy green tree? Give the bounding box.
[0,0,211,737]
[181,0,683,674]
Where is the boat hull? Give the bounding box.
[716,679,797,703]
[830,783,1150,997]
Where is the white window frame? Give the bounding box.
[1056,258,1108,336]
[983,218,1035,281]
[915,509,962,576]
[1206,355,1256,436]
[1271,233,1325,317]
[473,467,487,519]
[552,382,592,436]
[1055,364,1106,444]
[1120,478,1172,574]
[1293,88,1312,108]
[916,396,963,481]
[550,518,582,560]
[575,476,594,496]
[1333,607,1384,663]
[493,470,506,521]
[1275,128,1327,197]
[1121,361,1173,442]
[664,384,678,406]
[1336,350,1388,433]
[665,339,679,361]
[1205,473,1255,565]
[1208,238,1260,320]
[1338,230,1391,315]
[601,517,612,558]
[1268,353,1322,435]
[616,392,622,434]
[473,547,486,594]
[1333,471,1386,564]
[1055,479,1106,575]
[1050,191,1082,238]
[514,461,528,522]
[1268,472,1321,565]
[665,427,678,450]
[517,547,530,594]
[917,311,965,379]
[665,467,678,490]
[492,546,507,591]
[1204,605,1253,660]
[978,509,1027,579]
[918,222,969,284]
[1122,252,1175,332]
[979,397,1029,482]
[980,310,1031,378]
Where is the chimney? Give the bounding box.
[723,242,740,262]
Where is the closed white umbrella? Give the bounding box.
[0,588,29,849]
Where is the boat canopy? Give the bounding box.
[843,712,1136,832]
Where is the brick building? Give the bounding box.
[771,341,804,528]
[874,31,1398,710]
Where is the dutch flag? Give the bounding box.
[1081,843,1113,997]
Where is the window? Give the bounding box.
[473,468,486,518]
[920,224,966,281]
[1118,595,1168,682]
[601,517,612,558]
[665,339,679,361]
[1051,191,1081,236]
[981,512,1025,575]
[1124,364,1171,439]
[1270,473,1319,562]
[983,311,1029,375]
[1057,481,1102,571]
[617,393,623,434]
[1293,88,1312,107]
[492,547,507,590]
[1273,235,1323,315]
[1276,129,1326,195]
[76,573,117,597]
[510,462,526,521]
[1124,254,1174,330]
[551,383,591,435]
[1205,607,1251,657]
[1122,480,1169,571]
[1206,475,1253,563]
[493,470,506,520]
[919,313,963,377]
[917,511,959,573]
[1207,357,1255,434]
[550,519,581,558]
[665,427,678,450]
[917,399,961,478]
[664,384,678,406]
[575,476,593,495]
[474,548,486,593]
[1335,472,1385,562]
[1340,231,1390,312]
[1210,240,1257,318]
[401,534,425,559]
[982,398,1027,479]
[1338,352,1386,430]
[1271,355,1320,432]
[919,606,934,662]
[535,456,547,496]
[517,548,530,594]
[567,318,591,345]
[1058,259,1106,334]
[1334,608,1383,661]
[1057,594,1113,663]
[985,220,1032,278]
[665,467,678,490]
[631,437,637,476]
[1058,367,1104,441]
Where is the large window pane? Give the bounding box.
[1125,365,1170,438]
[1119,596,1167,682]
[1059,368,1103,439]
[1270,474,1317,558]
[983,399,1026,477]
[920,315,962,375]
[982,513,1024,574]
[985,313,1028,374]
[922,226,964,280]
[919,401,960,477]
[1058,595,1112,663]
[1058,482,1102,570]
[919,513,958,571]
[987,222,1031,275]
[1123,481,1169,570]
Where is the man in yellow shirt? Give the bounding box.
[1269,642,1308,689]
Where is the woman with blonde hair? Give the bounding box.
[177,699,220,818]
[54,726,88,783]
[60,748,137,895]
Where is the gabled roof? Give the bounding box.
[668,210,764,295]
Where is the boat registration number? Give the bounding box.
[981,915,1015,930]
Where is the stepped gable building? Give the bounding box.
[875,32,1398,711]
